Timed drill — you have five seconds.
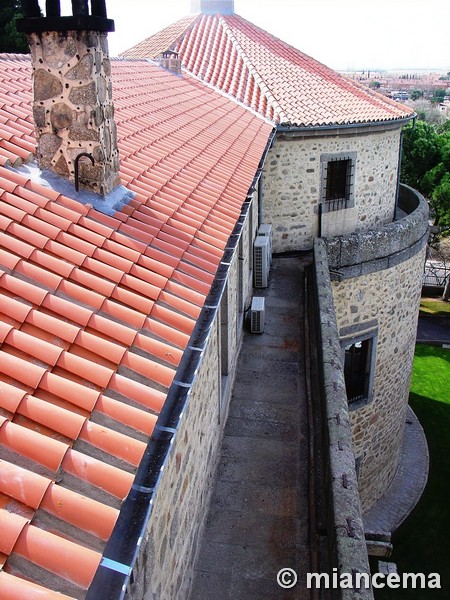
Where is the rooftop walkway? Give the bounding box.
[190,255,313,600]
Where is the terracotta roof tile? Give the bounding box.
[0,53,272,597]
[123,12,414,127]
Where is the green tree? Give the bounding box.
[401,120,450,228]
[0,0,38,53]
[430,88,446,104]
[401,121,440,190]
[410,89,423,101]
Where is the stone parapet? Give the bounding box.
[310,240,374,599]
[325,184,429,279]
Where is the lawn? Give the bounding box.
[419,297,450,316]
[372,344,450,599]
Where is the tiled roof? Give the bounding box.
[122,13,414,127]
[0,53,272,597]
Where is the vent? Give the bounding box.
[258,223,272,264]
[250,296,265,333]
[254,235,270,288]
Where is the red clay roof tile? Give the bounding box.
[17,394,86,439]
[14,523,102,588]
[0,460,51,509]
[62,449,133,500]
[0,508,29,555]
[0,419,69,472]
[0,53,272,597]
[123,12,414,127]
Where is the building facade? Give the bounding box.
[0,1,429,598]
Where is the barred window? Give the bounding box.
[320,152,356,212]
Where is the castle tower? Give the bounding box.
[17,0,120,196]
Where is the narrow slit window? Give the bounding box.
[344,339,371,403]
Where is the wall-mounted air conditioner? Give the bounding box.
[258,223,272,264]
[250,296,265,333]
[254,235,270,288]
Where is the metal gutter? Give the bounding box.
[86,130,274,600]
[276,115,414,135]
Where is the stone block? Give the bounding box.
[33,68,63,101]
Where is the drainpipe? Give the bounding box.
[394,112,416,221]
[394,131,404,221]
[258,128,276,226]
[318,202,323,238]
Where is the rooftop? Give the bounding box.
[121,12,414,127]
[0,53,272,597]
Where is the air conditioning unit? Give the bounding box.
[250,296,265,333]
[254,235,270,288]
[258,223,272,264]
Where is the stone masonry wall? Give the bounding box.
[129,204,255,599]
[28,30,120,195]
[311,240,374,599]
[263,127,401,253]
[331,246,426,512]
[131,319,222,600]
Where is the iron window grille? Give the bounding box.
[320,152,356,212]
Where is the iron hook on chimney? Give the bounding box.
[74,152,94,192]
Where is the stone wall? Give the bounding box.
[263,126,401,253]
[331,248,426,512]
[131,319,222,599]
[129,196,257,599]
[27,30,120,195]
[325,186,429,511]
[310,240,374,599]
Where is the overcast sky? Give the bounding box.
[60,0,449,71]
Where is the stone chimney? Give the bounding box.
[191,0,235,15]
[158,50,182,76]
[17,1,120,196]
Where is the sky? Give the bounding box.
[58,0,449,72]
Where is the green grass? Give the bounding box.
[419,297,450,316]
[372,344,450,599]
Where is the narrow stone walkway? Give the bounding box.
[190,255,313,600]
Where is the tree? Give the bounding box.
[401,121,440,190]
[0,0,38,53]
[430,88,446,104]
[402,120,450,226]
[410,89,423,101]
[402,120,450,300]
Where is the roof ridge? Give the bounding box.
[0,53,30,62]
[218,14,289,124]
[119,14,198,59]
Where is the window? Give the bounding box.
[320,152,356,212]
[344,339,371,402]
[340,326,377,409]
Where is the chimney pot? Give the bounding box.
[159,51,182,76]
